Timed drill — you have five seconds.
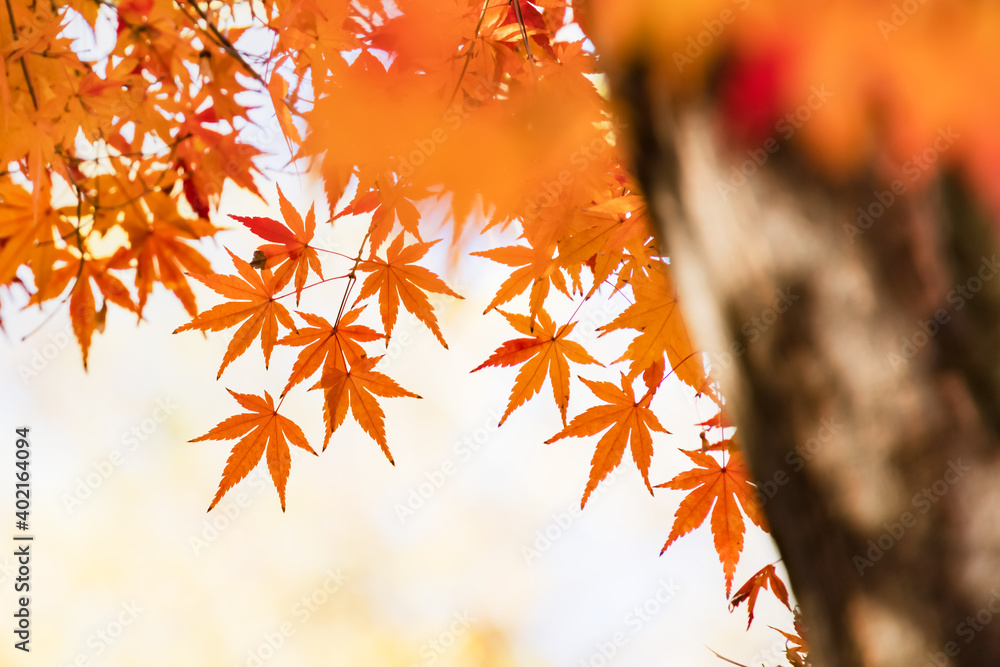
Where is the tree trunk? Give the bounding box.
[613,68,1000,667]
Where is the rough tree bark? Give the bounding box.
[609,66,1000,666]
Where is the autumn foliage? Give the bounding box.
[34,0,1000,661]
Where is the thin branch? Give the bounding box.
[704,646,752,667]
[3,0,38,109]
[510,0,534,65]
[183,0,266,86]
[447,0,492,108]
[334,230,371,327]
[273,273,353,302]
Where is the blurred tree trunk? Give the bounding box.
[610,67,1000,667]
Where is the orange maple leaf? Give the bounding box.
[698,409,735,431]
[27,251,137,370]
[558,194,654,290]
[0,180,63,290]
[473,238,567,319]
[775,616,810,666]
[600,262,712,397]
[340,178,423,253]
[173,249,297,378]
[368,177,423,252]
[472,308,601,426]
[353,233,461,348]
[191,389,317,511]
[267,65,303,146]
[730,563,791,629]
[276,308,383,397]
[121,214,214,318]
[314,355,421,456]
[658,449,768,596]
[546,372,668,508]
[482,0,557,60]
[230,185,322,304]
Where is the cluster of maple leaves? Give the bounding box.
[0,0,810,662]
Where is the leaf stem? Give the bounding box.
[556,292,590,339]
[334,230,371,327]
[313,247,359,261]
[273,273,353,302]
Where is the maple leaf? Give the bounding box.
[482,0,557,60]
[120,193,216,318]
[546,372,668,508]
[0,180,64,290]
[600,262,712,397]
[337,179,423,254]
[658,449,768,596]
[729,563,791,629]
[191,389,316,511]
[268,65,303,146]
[314,355,421,457]
[473,238,568,320]
[173,249,297,378]
[230,185,322,304]
[367,177,423,252]
[698,409,735,431]
[174,121,263,215]
[775,613,810,666]
[558,194,654,290]
[472,308,601,426]
[700,435,735,453]
[27,251,138,370]
[354,233,461,347]
[276,308,383,397]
